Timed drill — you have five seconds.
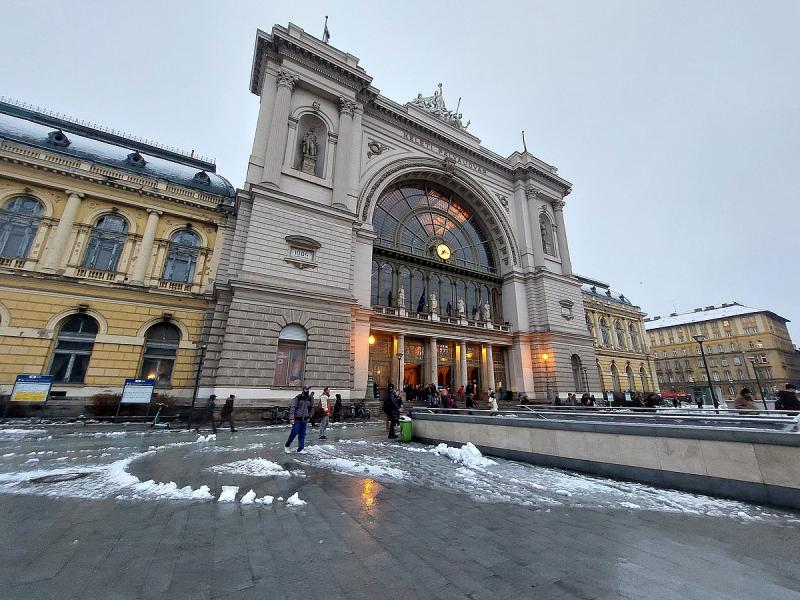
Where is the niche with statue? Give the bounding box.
[293,114,327,178]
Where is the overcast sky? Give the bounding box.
[2,1,798,342]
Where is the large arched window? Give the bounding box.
[274,324,307,387]
[398,267,411,309]
[82,214,128,271]
[571,354,584,392]
[49,314,98,383]
[0,195,43,259]
[539,212,556,256]
[379,263,393,306]
[610,363,621,392]
[626,364,635,391]
[163,230,200,283]
[139,322,181,385]
[615,320,626,348]
[441,276,454,316]
[629,323,640,351]
[370,261,379,306]
[373,181,496,273]
[599,318,610,346]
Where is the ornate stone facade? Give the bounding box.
[203,22,602,404]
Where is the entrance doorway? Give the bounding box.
[467,366,482,401]
[404,363,422,387]
[437,365,453,391]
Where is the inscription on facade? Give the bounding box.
[402,132,487,175]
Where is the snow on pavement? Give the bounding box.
[207,458,303,478]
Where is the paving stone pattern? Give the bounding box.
[0,426,799,600]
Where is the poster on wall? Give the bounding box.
[10,375,53,403]
[120,379,155,404]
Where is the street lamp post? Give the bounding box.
[748,357,769,410]
[187,344,207,431]
[542,353,552,404]
[693,335,719,413]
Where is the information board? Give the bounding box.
[120,379,155,404]
[10,375,53,403]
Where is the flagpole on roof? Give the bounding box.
[322,16,330,44]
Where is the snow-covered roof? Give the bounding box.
[644,302,788,330]
[576,275,635,306]
[0,100,235,198]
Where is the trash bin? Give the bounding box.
[399,416,412,442]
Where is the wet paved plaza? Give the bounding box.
[0,422,799,599]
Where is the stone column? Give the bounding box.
[552,200,572,275]
[396,334,405,391]
[263,69,297,186]
[40,190,83,272]
[513,181,534,269]
[526,183,546,269]
[486,344,495,392]
[459,341,468,388]
[428,337,438,386]
[347,103,364,209]
[130,209,161,285]
[332,96,356,209]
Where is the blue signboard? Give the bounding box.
[11,374,53,403]
[120,378,155,404]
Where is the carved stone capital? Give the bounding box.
[338,97,357,116]
[276,69,298,90]
[146,208,164,216]
[442,156,457,175]
[64,190,85,199]
[552,199,566,211]
[524,185,540,200]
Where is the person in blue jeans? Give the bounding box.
[284,386,312,453]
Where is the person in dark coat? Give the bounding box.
[218,395,237,432]
[285,387,313,453]
[332,393,343,422]
[383,384,402,439]
[776,383,800,415]
[204,394,217,433]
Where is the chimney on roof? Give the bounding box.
[694,308,703,312]
[705,305,714,310]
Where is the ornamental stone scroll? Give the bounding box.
[276,69,298,89]
[338,97,357,117]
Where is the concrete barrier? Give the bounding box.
[411,412,800,510]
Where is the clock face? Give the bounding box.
[436,243,451,260]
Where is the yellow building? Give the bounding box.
[644,303,799,405]
[578,276,658,396]
[0,100,235,409]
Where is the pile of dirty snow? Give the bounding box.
[208,458,296,477]
[432,442,496,468]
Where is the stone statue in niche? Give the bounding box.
[301,127,318,175]
[482,301,491,322]
[397,286,405,308]
[429,293,438,313]
[457,297,466,318]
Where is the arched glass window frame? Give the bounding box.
[571,354,584,392]
[373,181,497,274]
[626,364,635,391]
[139,322,181,386]
[0,195,43,259]
[599,318,610,347]
[274,324,308,387]
[610,363,621,392]
[162,229,201,283]
[614,320,626,349]
[48,314,98,383]
[82,213,129,272]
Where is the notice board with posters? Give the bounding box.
[10,374,53,403]
[120,379,155,404]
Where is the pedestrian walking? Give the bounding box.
[284,386,313,453]
[734,387,757,414]
[309,391,317,428]
[332,393,343,422]
[203,394,218,433]
[488,390,499,415]
[218,395,237,432]
[318,387,332,440]
[383,383,401,439]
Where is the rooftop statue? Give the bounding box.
[410,83,470,131]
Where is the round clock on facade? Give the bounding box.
[436,243,451,260]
